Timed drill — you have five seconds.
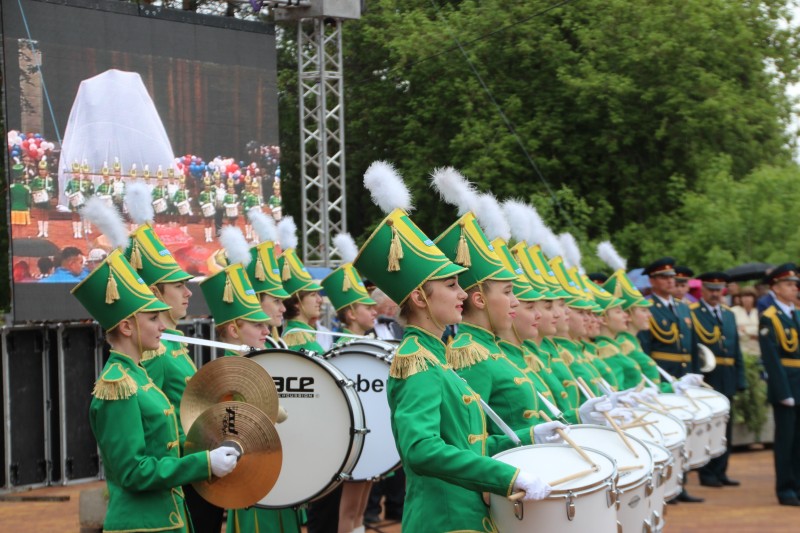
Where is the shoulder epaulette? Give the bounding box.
[763,306,778,319]
[555,345,574,366]
[283,330,315,347]
[141,343,166,361]
[92,363,138,400]
[689,302,700,310]
[721,303,731,311]
[618,339,636,356]
[446,333,490,370]
[389,337,441,379]
[597,343,618,358]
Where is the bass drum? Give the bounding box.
[247,349,366,508]
[324,339,401,481]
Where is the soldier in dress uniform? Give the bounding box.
[758,263,800,506]
[638,257,705,503]
[72,249,238,533]
[352,162,556,532]
[690,272,746,488]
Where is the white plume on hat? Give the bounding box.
[430,167,480,216]
[124,181,154,225]
[537,225,563,260]
[559,233,583,273]
[277,216,299,251]
[475,193,511,241]
[248,209,278,243]
[218,226,251,267]
[363,161,413,214]
[333,233,360,264]
[502,199,535,244]
[80,197,128,250]
[597,241,627,271]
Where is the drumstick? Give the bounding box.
[539,411,599,471]
[617,464,644,472]
[577,377,639,458]
[620,420,657,430]
[508,468,596,501]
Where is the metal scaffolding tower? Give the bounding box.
[276,1,361,267]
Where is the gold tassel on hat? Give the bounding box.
[105,270,120,304]
[129,241,143,270]
[282,258,292,281]
[342,270,352,292]
[455,222,471,267]
[387,219,403,272]
[255,255,267,281]
[223,272,234,303]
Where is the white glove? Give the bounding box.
[630,388,659,405]
[781,397,796,407]
[673,380,692,395]
[533,421,568,444]
[578,396,613,424]
[513,471,552,501]
[209,446,240,478]
[609,389,636,406]
[679,373,705,387]
[607,407,635,424]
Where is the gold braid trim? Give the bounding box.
[582,349,597,361]
[141,343,167,361]
[524,354,543,372]
[691,311,721,344]
[389,350,441,379]
[597,343,618,358]
[556,346,574,366]
[446,336,490,370]
[765,307,799,353]
[618,339,636,356]
[92,363,138,400]
[648,316,679,344]
[283,330,315,347]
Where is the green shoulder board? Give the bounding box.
[446,333,490,370]
[93,363,138,400]
[389,337,440,379]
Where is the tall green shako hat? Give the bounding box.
[200,227,269,325]
[475,193,543,302]
[247,210,290,299]
[276,216,322,297]
[322,233,376,312]
[72,197,170,330]
[558,232,599,311]
[597,241,651,309]
[430,168,516,290]
[353,161,466,306]
[123,182,192,285]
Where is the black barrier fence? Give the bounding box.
[0,318,217,492]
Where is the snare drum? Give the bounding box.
[32,190,49,204]
[656,394,714,469]
[98,194,113,207]
[626,408,687,501]
[324,339,400,481]
[69,191,85,208]
[641,442,673,533]
[247,349,366,507]
[152,197,168,214]
[201,202,216,218]
[225,204,239,218]
[177,200,191,215]
[683,387,730,458]
[568,425,655,533]
[490,444,618,533]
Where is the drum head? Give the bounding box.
[658,393,713,424]
[684,387,731,416]
[247,349,365,508]
[629,408,687,449]
[567,425,654,488]
[325,343,400,481]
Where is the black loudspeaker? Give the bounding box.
[56,324,101,481]
[2,326,50,487]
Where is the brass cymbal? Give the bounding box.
[184,401,282,509]
[181,356,279,433]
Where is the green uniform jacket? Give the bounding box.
[689,302,746,397]
[449,323,543,431]
[638,296,699,378]
[30,176,53,207]
[89,351,211,533]
[141,329,198,448]
[582,341,620,391]
[553,337,603,397]
[283,320,325,354]
[10,183,31,211]
[497,339,560,419]
[615,331,672,393]
[595,335,643,390]
[759,305,800,404]
[522,340,579,423]
[388,326,526,532]
[222,349,302,533]
[538,338,582,406]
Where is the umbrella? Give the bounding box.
[12,238,60,257]
[725,262,775,283]
[627,268,651,291]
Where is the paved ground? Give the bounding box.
[0,446,796,532]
